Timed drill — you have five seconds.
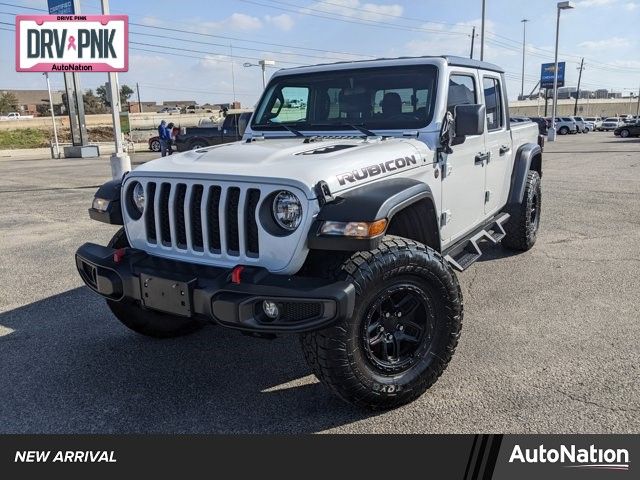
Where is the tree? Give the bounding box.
[0,92,19,114]
[36,103,50,116]
[96,83,134,109]
[83,89,107,114]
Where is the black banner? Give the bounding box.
[0,435,636,478]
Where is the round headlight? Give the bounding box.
[132,182,145,213]
[272,190,302,231]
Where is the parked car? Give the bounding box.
[528,116,549,135]
[174,111,252,151]
[549,117,578,135]
[614,121,640,138]
[601,117,623,131]
[572,116,589,133]
[158,107,182,115]
[148,126,180,152]
[0,112,34,120]
[584,116,603,130]
[185,105,214,114]
[78,55,543,410]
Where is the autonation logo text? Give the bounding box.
[509,444,630,471]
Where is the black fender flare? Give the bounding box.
[88,179,123,225]
[308,178,437,251]
[507,143,542,207]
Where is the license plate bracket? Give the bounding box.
[140,273,194,317]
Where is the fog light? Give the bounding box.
[262,300,280,319]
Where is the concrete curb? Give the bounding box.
[0,143,150,158]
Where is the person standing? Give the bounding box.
[158,120,170,157]
[166,122,175,156]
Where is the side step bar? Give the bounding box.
[444,213,510,272]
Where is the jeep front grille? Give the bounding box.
[143,181,261,258]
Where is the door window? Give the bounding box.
[447,74,477,114]
[483,77,504,131]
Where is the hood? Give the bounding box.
[132,136,433,199]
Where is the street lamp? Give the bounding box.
[43,72,60,159]
[243,59,275,89]
[520,19,529,100]
[548,1,575,142]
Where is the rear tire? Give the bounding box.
[503,170,542,251]
[105,228,204,338]
[150,139,161,152]
[300,237,463,410]
[620,129,630,138]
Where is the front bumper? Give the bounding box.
[75,243,355,334]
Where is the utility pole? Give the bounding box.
[574,58,584,116]
[520,19,529,99]
[136,82,142,113]
[480,0,486,61]
[470,26,476,59]
[230,44,237,103]
[101,0,130,179]
[636,84,640,116]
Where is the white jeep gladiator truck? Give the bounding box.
[76,56,543,410]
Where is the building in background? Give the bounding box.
[1,89,64,116]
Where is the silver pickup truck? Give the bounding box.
[76,56,543,410]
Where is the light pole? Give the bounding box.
[480,0,486,61]
[520,19,529,99]
[548,1,575,142]
[43,72,60,159]
[243,60,275,90]
[101,0,131,179]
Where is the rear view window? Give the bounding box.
[483,77,503,131]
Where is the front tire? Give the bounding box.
[503,170,542,251]
[559,126,569,135]
[105,228,204,338]
[301,237,463,410]
[150,139,161,152]
[620,129,630,138]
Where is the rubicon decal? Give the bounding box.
[337,155,418,186]
[16,15,128,72]
[509,444,630,471]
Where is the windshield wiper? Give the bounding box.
[253,123,305,137]
[309,123,378,137]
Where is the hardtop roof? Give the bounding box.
[274,55,504,76]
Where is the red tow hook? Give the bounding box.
[231,265,245,284]
[113,248,126,264]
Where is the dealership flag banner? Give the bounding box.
[16,15,128,72]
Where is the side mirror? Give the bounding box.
[454,104,485,137]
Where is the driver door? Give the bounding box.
[439,70,488,246]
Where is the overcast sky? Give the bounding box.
[2,0,639,107]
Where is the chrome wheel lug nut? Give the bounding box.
[385,312,390,318]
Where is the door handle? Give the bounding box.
[499,144,511,155]
[475,152,490,164]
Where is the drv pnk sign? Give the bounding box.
[16,15,128,72]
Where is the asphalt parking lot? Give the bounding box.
[0,133,638,434]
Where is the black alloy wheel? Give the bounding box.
[362,283,435,374]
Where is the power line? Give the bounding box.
[237,0,471,37]
[273,0,470,30]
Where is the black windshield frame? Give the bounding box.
[251,64,439,132]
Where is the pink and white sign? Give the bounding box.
[16,15,128,72]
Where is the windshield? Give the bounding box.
[251,65,438,132]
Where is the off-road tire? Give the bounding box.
[300,236,463,410]
[105,228,204,338]
[502,170,541,251]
